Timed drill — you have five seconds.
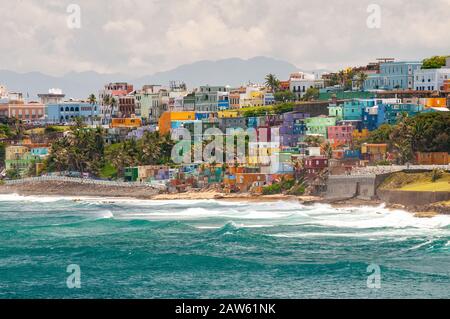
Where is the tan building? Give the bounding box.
[0,102,45,121]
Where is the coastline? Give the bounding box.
[0,180,447,216]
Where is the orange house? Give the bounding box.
[425,98,447,108]
[415,152,449,165]
[111,117,142,128]
[158,111,196,135]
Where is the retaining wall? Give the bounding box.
[377,190,450,206]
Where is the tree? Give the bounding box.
[274,90,296,102]
[304,135,325,147]
[321,141,333,159]
[302,87,319,101]
[422,56,449,69]
[356,72,368,91]
[265,74,280,92]
[88,93,97,105]
[6,167,21,180]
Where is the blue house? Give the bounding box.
[364,61,422,90]
[46,102,99,124]
[362,105,379,131]
[377,103,424,126]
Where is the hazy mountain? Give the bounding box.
[0,70,128,100]
[0,56,302,99]
[135,56,300,88]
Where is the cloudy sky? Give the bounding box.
[1,0,449,76]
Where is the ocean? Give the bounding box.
[0,194,449,299]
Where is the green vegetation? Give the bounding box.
[44,123,174,179]
[363,112,450,164]
[264,74,280,92]
[274,90,296,103]
[99,162,118,179]
[422,55,449,69]
[302,87,319,101]
[262,183,282,195]
[380,172,450,192]
[240,102,294,117]
[262,177,301,195]
[5,167,21,180]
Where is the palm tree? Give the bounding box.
[356,72,368,91]
[265,74,280,92]
[88,94,97,124]
[338,70,346,87]
[321,141,333,159]
[88,93,97,105]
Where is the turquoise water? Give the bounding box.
[0,194,449,299]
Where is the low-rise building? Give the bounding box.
[414,67,450,91]
[361,143,388,162]
[0,102,45,122]
[46,101,99,124]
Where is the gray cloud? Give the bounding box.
[1,0,449,76]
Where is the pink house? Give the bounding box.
[327,125,353,145]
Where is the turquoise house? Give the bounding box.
[343,99,376,121]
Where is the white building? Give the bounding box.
[414,67,450,91]
[0,85,7,99]
[289,72,324,99]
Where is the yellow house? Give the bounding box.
[6,146,29,161]
[352,128,369,140]
[218,110,239,118]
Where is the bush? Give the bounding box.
[431,169,443,182]
[262,183,282,195]
[287,184,306,196]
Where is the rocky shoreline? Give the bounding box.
[0,180,448,216]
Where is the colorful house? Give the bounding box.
[377,103,423,126]
[5,146,42,175]
[328,105,343,120]
[110,117,142,129]
[158,111,196,135]
[46,102,99,124]
[305,116,337,138]
[304,156,329,178]
[364,61,422,90]
[327,125,354,146]
[361,143,388,162]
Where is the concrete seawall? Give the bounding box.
[378,190,450,206]
[326,173,391,200]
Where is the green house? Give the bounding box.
[124,167,139,182]
[305,116,337,138]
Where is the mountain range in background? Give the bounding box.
[0,56,329,100]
